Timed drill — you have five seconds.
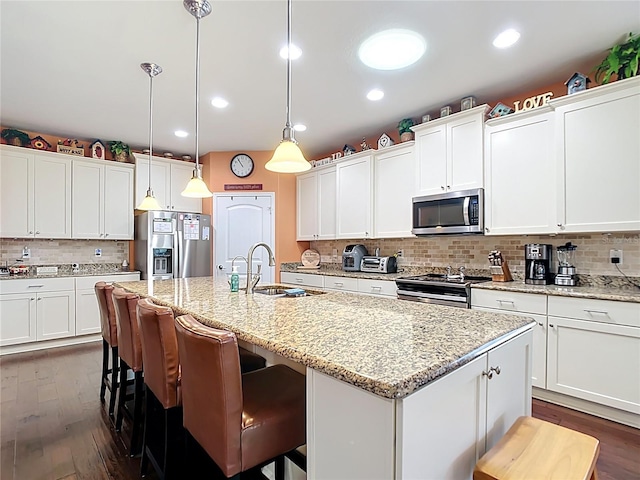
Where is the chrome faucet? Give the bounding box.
[246,243,276,294]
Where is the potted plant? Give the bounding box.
[594,32,640,84]
[1,128,30,147]
[109,140,132,162]
[397,118,415,142]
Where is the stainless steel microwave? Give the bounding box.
[412,188,484,235]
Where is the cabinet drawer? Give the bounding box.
[75,273,140,290]
[280,272,324,289]
[471,289,547,314]
[324,276,358,292]
[548,296,640,328]
[0,277,75,295]
[357,278,397,297]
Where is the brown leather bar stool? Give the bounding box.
[474,416,600,480]
[111,287,144,457]
[136,298,183,480]
[94,281,119,420]
[174,314,306,480]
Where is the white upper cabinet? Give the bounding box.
[296,166,336,241]
[413,105,488,196]
[0,145,71,239]
[552,76,640,233]
[373,142,415,238]
[72,158,134,240]
[336,152,373,239]
[484,108,557,235]
[134,153,202,213]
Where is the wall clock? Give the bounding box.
[230,153,254,178]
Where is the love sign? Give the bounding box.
[513,92,554,113]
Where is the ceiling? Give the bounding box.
[1,1,638,159]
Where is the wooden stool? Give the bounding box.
[474,416,600,480]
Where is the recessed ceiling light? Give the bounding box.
[293,124,306,132]
[367,89,384,101]
[493,28,521,49]
[174,130,189,138]
[358,29,426,70]
[211,97,229,108]
[279,44,302,60]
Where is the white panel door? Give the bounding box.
[448,114,484,192]
[317,167,336,240]
[170,162,202,213]
[374,144,414,238]
[0,147,34,237]
[72,160,103,239]
[398,354,487,479]
[75,288,101,335]
[33,154,71,238]
[547,316,640,414]
[336,155,373,239]
[104,164,134,239]
[484,112,556,235]
[296,171,318,240]
[485,330,533,452]
[415,124,447,195]
[214,194,274,284]
[559,88,640,232]
[36,291,75,340]
[0,294,36,346]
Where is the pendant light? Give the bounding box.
[182,0,213,198]
[137,62,163,211]
[265,0,310,173]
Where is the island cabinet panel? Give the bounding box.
[307,369,396,480]
[554,76,640,233]
[396,330,532,479]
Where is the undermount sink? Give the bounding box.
[253,285,325,297]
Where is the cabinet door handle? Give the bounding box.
[372,286,382,290]
[28,285,44,288]
[295,278,303,283]
[491,366,501,375]
[30,297,35,301]
[105,233,109,237]
[446,185,451,189]
[482,370,494,379]
[584,309,609,316]
[485,227,490,233]
[497,300,515,305]
[441,186,445,190]
[35,231,40,235]
[538,322,544,326]
[334,282,344,287]
[29,231,33,234]
[37,297,42,301]
[549,324,555,328]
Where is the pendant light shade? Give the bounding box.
[264,0,310,174]
[137,62,163,211]
[182,0,213,198]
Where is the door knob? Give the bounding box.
[217,265,224,270]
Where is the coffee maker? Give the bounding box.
[555,242,578,286]
[524,244,553,285]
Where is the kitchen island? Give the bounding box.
[116,276,534,479]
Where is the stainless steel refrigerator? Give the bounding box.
[134,211,211,280]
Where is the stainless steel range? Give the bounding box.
[395,268,491,308]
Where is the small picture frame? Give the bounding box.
[440,106,452,117]
[461,96,477,111]
[421,114,431,123]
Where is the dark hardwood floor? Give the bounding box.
[1,342,639,479]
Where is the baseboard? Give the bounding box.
[0,334,101,356]
[533,387,640,429]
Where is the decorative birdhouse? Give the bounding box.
[343,144,356,156]
[488,102,514,118]
[30,136,52,151]
[90,140,106,160]
[377,133,394,149]
[565,72,591,95]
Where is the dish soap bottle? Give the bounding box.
[230,266,239,292]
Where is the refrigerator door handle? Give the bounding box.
[173,217,180,278]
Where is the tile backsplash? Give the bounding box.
[312,233,640,278]
[0,238,129,266]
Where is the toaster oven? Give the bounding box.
[360,256,397,274]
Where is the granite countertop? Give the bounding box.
[115,276,532,399]
[0,263,139,281]
[472,281,640,303]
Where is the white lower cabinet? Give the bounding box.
[280,272,397,298]
[307,329,532,479]
[547,296,640,414]
[472,287,640,423]
[0,278,75,346]
[75,273,140,335]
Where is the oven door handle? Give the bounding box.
[397,290,467,303]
